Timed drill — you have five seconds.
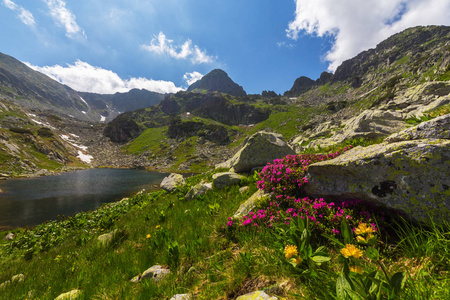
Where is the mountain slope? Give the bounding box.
[187,69,247,96]
[0,52,166,123]
[0,52,97,121]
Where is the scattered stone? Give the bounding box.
[54,289,82,300]
[239,186,250,194]
[236,290,278,300]
[11,274,24,283]
[130,265,170,283]
[170,294,192,300]
[233,190,270,219]
[0,273,25,289]
[220,131,295,173]
[305,139,450,223]
[97,229,118,246]
[212,172,245,189]
[185,182,213,200]
[160,173,186,192]
[0,280,11,289]
[4,232,15,240]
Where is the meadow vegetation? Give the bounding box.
[0,148,449,299]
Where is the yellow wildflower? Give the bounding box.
[349,265,364,274]
[284,245,298,259]
[292,256,303,265]
[156,225,160,229]
[340,244,363,259]
[146,234,151,239]
[356,236,366,243]
[355,223,374,235]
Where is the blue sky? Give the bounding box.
[1,0,449,95]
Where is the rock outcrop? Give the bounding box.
[385,113,450,143]
[305,136,450,223]
[220,131,295,173]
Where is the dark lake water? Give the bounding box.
[0,169,168,228]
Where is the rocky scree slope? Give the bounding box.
[0,99,88,177]
[286,25,450,151]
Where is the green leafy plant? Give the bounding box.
[331,221,407,300]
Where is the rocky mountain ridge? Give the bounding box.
[0,52,167,123]
[187,69,247,96]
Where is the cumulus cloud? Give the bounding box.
[2,0,36,26]
[183,71,203,86]
[25,60,183,94]
[43,0,86,38]
[287,0,450,71]
[141,32,215,64]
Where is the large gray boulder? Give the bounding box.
[305,139,450,223]
[160,173,185,192]
[220,131,295,173]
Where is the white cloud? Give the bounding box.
[183,71,203,86]
[43,0,86,38]
[25,60,183,94]
[141,32,215,64]
[2,0,36,26]
[287,0,450,72]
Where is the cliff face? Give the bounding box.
[187,69,247,97]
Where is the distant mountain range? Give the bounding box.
[0,52,166,122]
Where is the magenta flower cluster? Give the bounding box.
[225,146,385,235]
[234,196,377,235]
[256,147,352,197]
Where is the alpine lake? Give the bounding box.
[0,168,168,228]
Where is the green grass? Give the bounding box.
[1,164,449,299]
[229,106,322,148]
[122,127,168,156]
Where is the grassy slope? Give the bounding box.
[1,167,449,300]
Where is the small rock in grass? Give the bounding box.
[54,289,82,300]
[97,229,118,246]
[130,265,170,283]
[4,232,15,240]
[212,172,245,189]
[236,290,278,300]
[170,294,192,300]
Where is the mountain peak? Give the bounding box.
[187,69,246,97]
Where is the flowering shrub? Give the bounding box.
[235,196,377,236]
[256,146,352,197]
